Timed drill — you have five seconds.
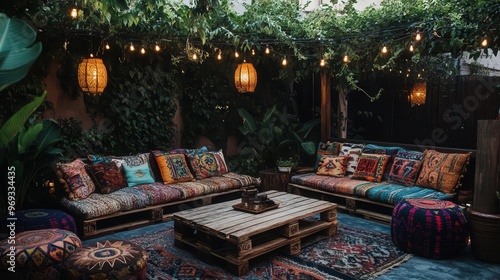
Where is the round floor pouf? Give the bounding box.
[63,240,148,280]
[3,208,77,234]
[391,198,469,259]
[0,228,82,279]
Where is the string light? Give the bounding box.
[409,44,414,52]
[282,56,287,66]
[129,43,135,52]
[481,38,488,47]
[381,45,388,54]
[415,31,422,41]
[217,50,222,60]
[192,53,197,60]
[155,43,161,52]
[70,8,78,18]
[265,46,270,54]
[105,42,110,50]
[140,47,146,54]
[343,53,349,63]
[235,50,239,58]
[320,58,326,67]
[251,49,255,56]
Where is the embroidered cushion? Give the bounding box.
[123,162,155,187]
[187,149,229,179]
[362,144,406,180]
[313,141,342,172]
[316,155,348,177]
[57,159,96,200]
[415,150,471,194]
[352,153,391,182]
[156,154,195,184]
[86,161,127,194]
[339,143,365,174]
[151,147,208,179]
[388,151,424,186]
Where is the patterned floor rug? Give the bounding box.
[128,223,412,280]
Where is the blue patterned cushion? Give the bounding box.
[365,184,454,205]
[388,151,424,186]
[123,162,155,187]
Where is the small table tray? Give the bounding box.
[232,201,280,214]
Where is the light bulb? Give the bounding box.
[217,51,222,60]
[193,53,197,60]
[105,43,110,50]
[251,49,255,56]
[415,32,422,41]
[140,47,146,54]
[409,44,414,52]
[282,57,287,66]
[130,43,135,51]
[265,46,270,54]
[155,44,161,52]
[320,58,325,67]
[343,54,349,63]
[234,51,239,58]
[70,8,78,18]
[381,45,388,53]
[481,38,488,47]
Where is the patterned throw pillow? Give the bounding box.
[151,147,209,179]
[86,161,127,194]
[415,149,471,194]
[187,149,229,179]
[351,153,391,182]
[388,151,424,186]
[122,162,155,187]
[362,144,406,180]
[56,159,96,200]
[339,143,365,174]
[313,141,342,172]
[316,155,348,177]
[156,154,196,184]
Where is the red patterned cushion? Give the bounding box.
[339,143,365,174]
[187,149,229,179]
[316,155,348,177]
[57,159,96,200]
[351,153,391,182]
[86,161,127,194]
[415,149,471,194]
[388,151,424,186]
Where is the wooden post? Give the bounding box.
[472,120,500,214]
[320,70,331,142]
[338,87,348,139]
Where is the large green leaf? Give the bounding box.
[0,91,47,146]
[0,13,42,91]
[18,123,43,154]
[238,108,257,135]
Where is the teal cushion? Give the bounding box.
[123,162,155,187]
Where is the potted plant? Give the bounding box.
[275,157,298,173]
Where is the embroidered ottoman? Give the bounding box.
[63,240,148,280]
[391,198,469,259]
[11,208,77,234]
[0,229,82,279]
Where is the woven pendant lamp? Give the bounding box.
[234,61,257,93]
[78,57,108,95]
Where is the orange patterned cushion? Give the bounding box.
[415,149,471,194]
[316,155,348,177]
[156,154,195,184]
[351,153,391,182]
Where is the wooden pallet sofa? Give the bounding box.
[53,147,259,238]
[288,139,476,223]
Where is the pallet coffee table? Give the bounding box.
[173,190,338,276]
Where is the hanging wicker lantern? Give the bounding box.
[78,57,108,95]
[234,61,257,93]
[410,81,426,106]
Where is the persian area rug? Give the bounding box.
[128,224,412,280]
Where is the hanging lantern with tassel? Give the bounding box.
[410,81,427,106]
[78,56,108,95]
[234,61,257,93]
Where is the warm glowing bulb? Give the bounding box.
[481,38,488,47]
[265,47,270,54]
[235,51,239,58]
[320,58,325,67]
[251,49,255,56]
[155,44,161,52]
[140,47,146,54]
[415,32,422,41]
[105,43,110,50]
[193,53,197,60]
[130,43,135,51]
[381,46,388,53]
[217,51,222,60]
[343,54,349,63]
[409,44,414,52]
[282,57,287,66]
[70,8,78,18]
